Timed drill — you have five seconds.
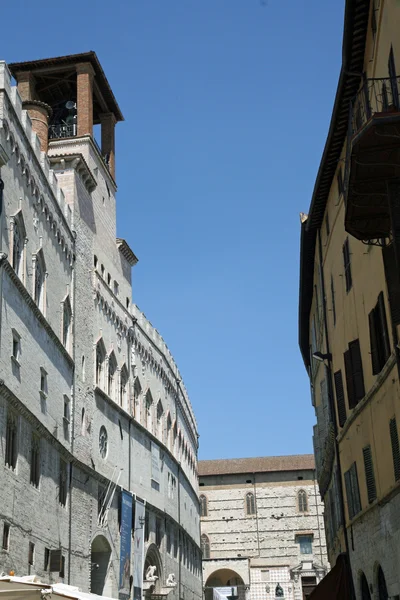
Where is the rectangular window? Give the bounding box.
[344,462,362,520]
[59,459,68,506]
[343,238,352,292]
[390,417,400,481]
[325,212,330,237]
[28,542,35,566]
[363,445,377,504]
[344,339,365,409]
[59,555,65,579]
[297,535,312,554]
[2,523,10,550]
[369,292,391,375]
[334,370,347,428]
[30,434,40,488]
[337,167,344,198]
[40,368,48,395]
[12,330,21,362]
[5,412,18,470]
[330,275,336,327]
[44,548,50,571]
[63,396,70,440]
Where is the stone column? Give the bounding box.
[76,62,95,137]
[16,71,36,101]
[22,100,52,152]
[100,112,116,179]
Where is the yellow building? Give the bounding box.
[299,0,400,598]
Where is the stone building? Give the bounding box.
[298,0,400,597]
[198,456,328,600]
[0,53,202,600]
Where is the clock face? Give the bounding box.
[99,426,108,459]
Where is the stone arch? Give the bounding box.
[359,571,371,600]
[205,569,245,587]
[144,543,163,593]
[90,534,112,597]
[375,564,389,600]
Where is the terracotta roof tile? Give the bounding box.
[198,454,315,477]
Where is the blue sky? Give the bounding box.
[2,0,344,460]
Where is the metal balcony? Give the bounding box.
[345,75,400,242]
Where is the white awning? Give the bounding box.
[0,577,118,600]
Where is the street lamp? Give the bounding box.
[312,351,332,363]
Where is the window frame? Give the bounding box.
[297,534,313,555]
[30,434,41,488]
[343,238,352,293]
[201,534,210,559]
[245,491,256,516]
[297,489,308,513]
[199,494,208,518]
[5,411,18,471]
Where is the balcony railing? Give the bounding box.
[349,75,400,139]
[49,123,77,139]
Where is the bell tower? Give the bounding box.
[9,52,123,180]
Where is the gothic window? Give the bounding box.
[5,412,18,470]
[120,364,128,408]
[145,390,153,431]
[33,251,46,313]
[12,220,22,276]
[133,377,142,419]
[157,400,163,440]
[99,426,108,459]
[246,492,256,516]
[201,534,210,559]
[298,489,308,512]
[199,495,208,517]
[62,296,72,351]
[95,339,106,388]
[30,434,40,488]
[167,414,172,451]
[108,352,117,400]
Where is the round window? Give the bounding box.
[99,426,108,459]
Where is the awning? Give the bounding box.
[309,554,352,600]
[0,577,118,600]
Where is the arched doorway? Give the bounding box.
[205,570,246,600]
[143,544,163,595]
[377,565,388,600]
[360,572,371,600]
[91,535,112,597]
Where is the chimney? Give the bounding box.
[22,101,52,153]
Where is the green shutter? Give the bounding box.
[383,243,400,326]
[369,308,380,375]
[334,370,347,428]
[377,292,391,364]
[390,417,400,481]
[362,445,377,504]
[344,350,356,409]
[349,339,365,402]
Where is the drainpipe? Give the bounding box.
[0,177,6,361]
[67,238,76,584]
[317,229,355,599]
[252,474,260,557]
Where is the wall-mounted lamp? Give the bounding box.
[312,351,332,363]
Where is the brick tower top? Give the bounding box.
[9,52,123,179]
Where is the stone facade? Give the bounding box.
[198,456,329,600]
[0,54,201,600]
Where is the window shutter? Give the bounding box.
[334,370,347,428]
[344,350,356,409]
[369,308,380,375]
[344,469,354,520]
[390,417,400,481]
[349,339,365,402]
[377,292,391,363]
[383,243,400,326]
[49,548,62,572]
[362,445,377,503]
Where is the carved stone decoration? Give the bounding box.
[166,574,177,587]
[145,565,158,582]
[33,210,39,231]
[99,425,108,459]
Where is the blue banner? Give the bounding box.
[119,490,133,600]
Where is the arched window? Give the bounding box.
[298,489,308,512]
[246,492,256,516]
[377,566,388,600]
[82,355,86,383]
[167,414,172,451]
[120,365,128,408]
[133,377,142,419]
[81,408,86,437]
[199,495,208,517]
[33,250,46,313]
[108,352,117,400]
[62,296,72,351]
[145,390,153,430]
[12,220,23,276]
[95,339,106,388]
[360,572,371,600]
[201,534,210,559]
[157,400,164,440]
